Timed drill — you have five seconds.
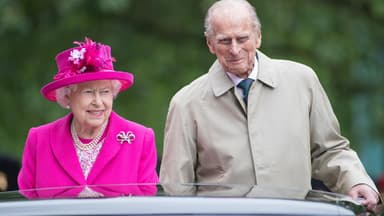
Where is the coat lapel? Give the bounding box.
[209,50,279,99]
[209,60,235,97]
[208,51,279,113]
[256,50,278,89]
[50,114,85,185]
[86,112,122,183]
[208,60,249,112]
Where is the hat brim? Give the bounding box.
[41,71,134,101]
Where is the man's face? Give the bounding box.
[206,14,261,78]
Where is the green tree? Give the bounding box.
[0,0,383,178]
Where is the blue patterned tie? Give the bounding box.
[237,78,254,104]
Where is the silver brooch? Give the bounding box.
[116,131,135,144]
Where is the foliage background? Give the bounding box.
[0,0,383,179]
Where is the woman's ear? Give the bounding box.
[65,93,71,109]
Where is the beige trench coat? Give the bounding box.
[160,51,377,198]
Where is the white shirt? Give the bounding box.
[226,56,258,97]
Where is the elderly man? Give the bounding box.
[160,0,380,212]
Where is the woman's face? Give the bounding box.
[68,80,114,130]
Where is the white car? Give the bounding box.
[0,184,377,216]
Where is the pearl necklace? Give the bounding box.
[71,121,107,151]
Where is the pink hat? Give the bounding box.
[41,37,134,101]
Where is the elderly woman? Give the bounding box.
[18,37,159,199]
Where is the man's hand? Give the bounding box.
[348,184,379,213]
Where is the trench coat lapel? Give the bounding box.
[209,51,279,113]
[209,51,278,97]
[209,60,235,97]
[256,51,278,89]
[208,59,250,112]
[241,51,278,114]
[86,112,121,183]
[51,114,85,185]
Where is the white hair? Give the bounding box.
[55,80,122,109]
[204,0,261,37]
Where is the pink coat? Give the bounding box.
[18,111,159,199]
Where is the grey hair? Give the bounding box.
[204,0,261,37]
[55,80,122,109]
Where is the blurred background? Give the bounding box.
[0,0,383,192]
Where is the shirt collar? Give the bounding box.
[210,51,277,98]
[226,56,258,86]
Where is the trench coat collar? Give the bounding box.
[256,50,278,89]
[210,50,278,97]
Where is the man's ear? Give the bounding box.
[205,32,216,55]
[255,32,262,49]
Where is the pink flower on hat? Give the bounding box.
[53,37,115,81]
